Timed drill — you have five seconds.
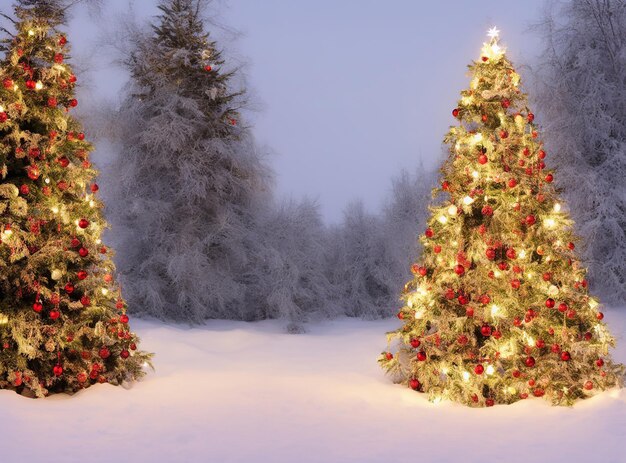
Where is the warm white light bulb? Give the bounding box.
[486,365,495,375]
[543,218,556,228]
[462,371,470,382]
[472,171,479,179]
[463,196,474,205]
[35,81,43,91]
[447,205,458,216]
[438,215,448,224]
[553,203,561,212]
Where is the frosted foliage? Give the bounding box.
[535,0,626,305]
[247,199,334,331]
[326,168,434,319]
[108,0,271,322]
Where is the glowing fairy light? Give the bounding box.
[438,215,448,224]
[44,178,50,184]
[486,365,495,375]
[101,288,109,296]
[35,81,43,90]
[491,304,501,317]
[462,371,471,382]
[448,205,458,216]
[471,133,483,144]
[543,218,556,229]
[51,206,59,214]
[28,29,35,36]
[487,27,500,39]
[518,250,527,259]
[463,196,474,205]
[553,203,562,212]
[471,171,479,179]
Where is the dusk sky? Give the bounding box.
[3,0,549,222]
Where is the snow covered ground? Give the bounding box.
[2,310,626,463]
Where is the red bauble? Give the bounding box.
[501,98,510,108]
[465,307,474,317]
[458,295,469,305]
[533,388,545,397]
[566,309,576,319]
[545,174,554,183]
[130,343,137,351]
[80,296,90,306]
[27,165,40,180]
[69,99,78,107]
[54,53,64,64]
[485,398,495,407]
[480,324,492,337]
[457,335,468,345]
[416,351,427,361]
[26,80,36,89]
[19,184,29,195]
[558,302,568,313]
[498,262,508,271]
[486,248,496,260]
[3,78,13,89]
[454,264,465,276]
[410,338,421,348]
[425,228,434,238]
[77,372,87,383]
[536,339,546,348]
[499,130,508,139]
[433,245,442,254]
[481,206,493,216]
[49,309,60,320]
[98,347,111,359]
[48,97,57,107]
[527,113,535,122]
[385,352,393,360]
[50,294,60,304]
[597,312,604,320]
[0,112,7,123]
[57,156,69,167]
[596,358,604,367]
[79,247,89,257]
[120,314,129,324]
[419,267,428,276]
[116,300,124,309]
[481,114,488,122]
[64,282,74,294]
[90,184,99,193]
[506,248,516,259]
[452,108,459,118]
[542,272,552,281]
[511,279,521,289]
[409,379,420,390]
[442,180,450,190]
[525,215,536,225]
[445,289,455,300]
[584,381,593,391]
[551,343,561,353]
[397,312,404,320]
[508,178,517,188]
[492,330,502,339]
[567,242,575,250]
[69,74,77,83]
[525,357,536,367]
[59,35,67,45]
[53,365,63,377]
[478,154,488,164]
[32,301,43,313]
[480,295,490,304]
[561,351,571,361]
[538,150,546,159]
[474,364,484,375]
[545,298,555,308]
[78,218,90,229]
[77,270,88,280]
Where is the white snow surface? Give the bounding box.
[2,310,626,463]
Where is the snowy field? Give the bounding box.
[2,310,626,463]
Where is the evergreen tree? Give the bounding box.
[379,29,623,406]
[535,0,626,305]
[108,0,269,322]
[0,0,151,397]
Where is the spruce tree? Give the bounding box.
[0,0,151,397]
[379,29,623,407]
[109,0,269,321]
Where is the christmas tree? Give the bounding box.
[379,28,624,407]
[0,0,151,397]
[108,0,269,322]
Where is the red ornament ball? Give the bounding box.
[558,302,568,313]
[204,65,212,72]
[410,338,421,348]
[77,270,88,280]
[465,307,474,317]
[80,296,90,306]
[567,242,575,250]
[19,184,29,195]
[33,301,43,313]
[385,352,393,360]
[527,113,535,122]
[69,99,78,107]
[480,324,492,337]
[478,154,488,165]
[542,272,552,281]
[425,228,434,238]
[525,215,536,225]
[597,312,604,320]
[77,372,87,383]
[53,365,63,377]
[538,150,546,159]
[511,279,521,289]
[120,314,129,324]
[474,364,484,375]
[508,178,517,188]
[525,356,536,367]
[90,183,99,192]
[551,343,561,353]
[452,108,460,118]
[433,245,442,254]
[79,247,89,257]
[416,351,427,361]
[596,358,604,367]
[409,378,420,390]
[561,351,571,361]
[584,381,593,391]
[454,264,465,276]
[545,298,555,309]
[3,78,13,89]
[481,206,493,216]
[545,174,554,183]
[49,309,60,320]
[99,347,111,359]
[64,282,74,294]
[499,130,509,139]
[485,248,496,260]
[457,335,468,345]
[506,248,516,259]
[501,98,510,108]
[78,218,90,229]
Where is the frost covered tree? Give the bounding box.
[0,0,151,397]
[534,0,626,305]
[108,0,270,322]
[247,198,333,332]
[326,166,433,319]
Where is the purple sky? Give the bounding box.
[10,0,549,222]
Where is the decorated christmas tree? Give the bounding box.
[379,28,623,407]
[0,0,152,397]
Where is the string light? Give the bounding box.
[447,205,458,216]
[462,371,471,382]
[486,365,495,375]
[543,218,556,228]
[463,196,474,205]
[35,81,43,90]
[553,203,562,212]
[438,215,448,224]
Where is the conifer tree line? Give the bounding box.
[0,0,624,337]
